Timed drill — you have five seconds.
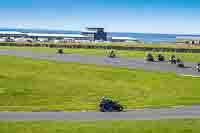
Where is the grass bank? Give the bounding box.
[0,56,200,111]
[1,119,200,133]
[0,46,200,62]
[1,41,200,49]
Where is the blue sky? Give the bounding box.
[0,0,200,34]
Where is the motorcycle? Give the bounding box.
[176,58,185,68]
[170,55,177,64]
[108,51,117,58]
[177,61,185,68]
[177,63,184,68]
[57,49,64,54]
[170,58,177,64]
[157,54,165,62]
[146,53,154,62]
[196,63,200,72]
[99,100,124,112]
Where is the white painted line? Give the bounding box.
[179,74,200,78]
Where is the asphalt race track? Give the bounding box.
[0,49,200,120]
[0,49,199,76]
[1,106,200,120]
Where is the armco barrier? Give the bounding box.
[1,43,200,53]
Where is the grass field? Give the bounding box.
[0,46,200,62]
[0,55,200,111]
[1,119,200,133]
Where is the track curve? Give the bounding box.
[0,49,199,76]
[0,49,200,120]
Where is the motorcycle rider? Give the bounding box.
[196,63,200,72]
[177,58,181,63]
[100,96,112,105]
[99,96,124,112]
[99,96,113,112]
[109,50,116,58]
[176,58,185,67]
[57,49,64,54]
[157,53,164,61]
[146,52,154,61]
[170,55,176,64]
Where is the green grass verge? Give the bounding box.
[1,41,200,49]
[0,55,200,111]
[0,46,200,62]
[1,119,200,133]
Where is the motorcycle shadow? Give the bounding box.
[181,66,192,68]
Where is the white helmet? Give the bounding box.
[101,96,106,101]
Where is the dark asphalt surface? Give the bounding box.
[1,106,200,120]
[0,49,199,76]
[0,49,200,120]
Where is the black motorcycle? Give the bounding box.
[57,49,64,54]
[146,53,154,62]
[170,55,177,64]
[196,63,200,72]
[108,51,116,58]
[170,58,177,64]
[99,100,124,112]
[177,63,184,68]
[176,58,185,68]
[177,61,184,68]
[157,54,165,62]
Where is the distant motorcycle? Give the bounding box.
[196,63,200,72]
[57,49,64,54]
[176,59,185,68]
[170,55,177,64]
[170,59,176,64]
[99,99,124,112]
[157,54,165,62]
[177,62,185,68]
[146,53,154,62]
[108,50,116,58]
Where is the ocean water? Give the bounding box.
[0,28,200,43]
[108,32,176,43]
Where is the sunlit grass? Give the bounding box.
[1,119,200,133]
[0,56,199,111]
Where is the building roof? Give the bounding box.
[0,31,26,35]
[176,36,200,40]
[81,29,97,33]
[26,33,88,38]
[0,31,89,38]
[86,27,104,29]
[81,27,105,33]
[111,37,138,41]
